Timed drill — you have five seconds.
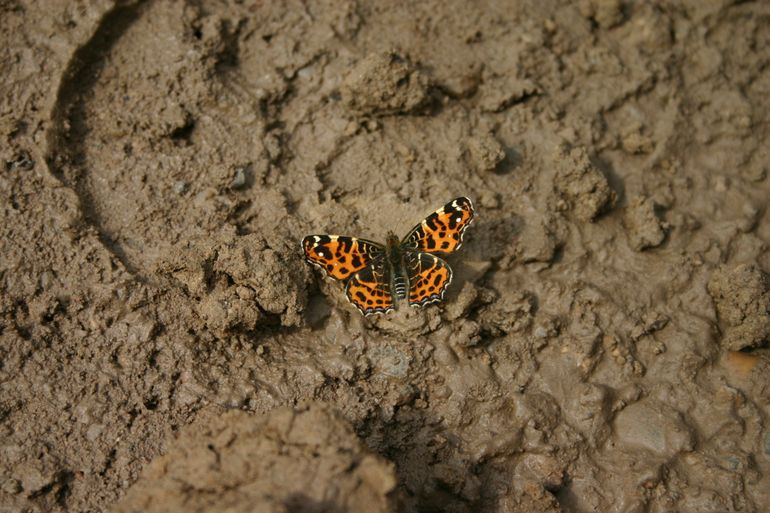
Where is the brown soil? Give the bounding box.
[1,1,769,512]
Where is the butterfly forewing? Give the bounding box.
[302,235,384,281]
[405,252,453,307]
[401,197,474,254]
[345,259,395,315]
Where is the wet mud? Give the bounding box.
[1,1,769,512]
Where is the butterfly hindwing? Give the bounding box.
[302,235,383,281]
[405,252,453,307]
[345,259,395,316]
[402,197,474,254]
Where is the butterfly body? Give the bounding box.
[384,232,408,305]
[302,197,474,316]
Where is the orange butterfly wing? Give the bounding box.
[345,260,395,316]
[402,197,474,253]
[302,235,383,281]
[406,252,453,307]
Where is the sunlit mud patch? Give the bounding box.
[110,403,399,513]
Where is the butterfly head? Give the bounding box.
[385,231,400,250]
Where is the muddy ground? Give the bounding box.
[2,0,770,512]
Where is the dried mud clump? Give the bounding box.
[157,233,310,330]
[707,264,770,351]
[466,133,506,172]
[623,196,667,251]
[110,404,397,513]
[553,146,616,222]
[341,51,430,116]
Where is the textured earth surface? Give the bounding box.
[1,1,769,512]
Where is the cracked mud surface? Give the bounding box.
[2,1,769,512]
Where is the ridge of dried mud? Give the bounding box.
[1,1,769,512]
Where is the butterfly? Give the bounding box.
[302,197,475,316]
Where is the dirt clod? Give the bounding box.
[341,51,430,116]
[553,145,616,222]
[708,264,770,351]
[624,195,667,251]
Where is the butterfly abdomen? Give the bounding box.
[393,274,408,300]
[385,232,408,302]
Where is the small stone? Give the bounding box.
[173,181,188,194]
[614,399,694,457]
[230,166,249,189]
[6,151,34,171]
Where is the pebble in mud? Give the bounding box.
[707,263,770,351]
[613,399,694,457]
[340,51,430,116]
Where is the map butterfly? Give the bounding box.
[302,197,474,316]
